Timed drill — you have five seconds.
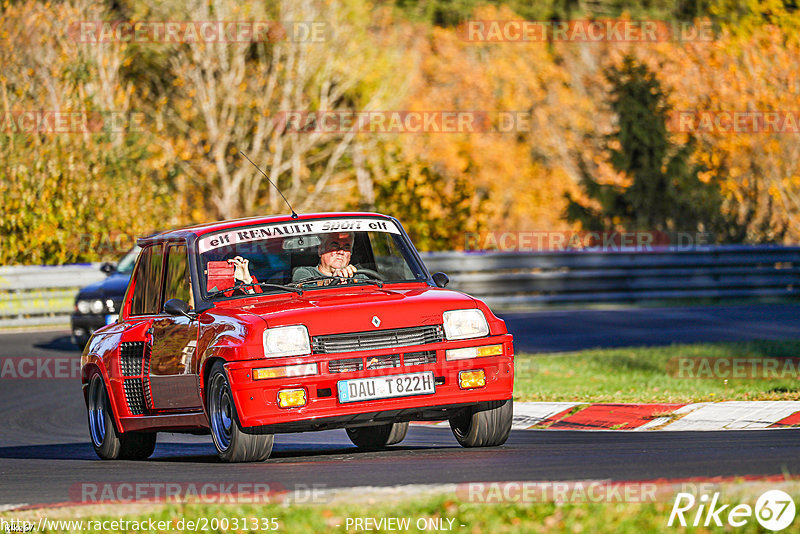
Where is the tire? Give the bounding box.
[207,361,274,462]
[346,422,409,450]
[449,400,512,448]
[86,373,156,460]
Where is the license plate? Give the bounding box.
[338,372,435,403]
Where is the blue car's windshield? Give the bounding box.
[115,246,140,275]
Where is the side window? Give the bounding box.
[130,245,165,315]
[163,244,193,309]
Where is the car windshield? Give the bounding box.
[196,218,428,299]
[115,246,141,275]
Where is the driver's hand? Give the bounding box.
[331,265,357,278]
[227,256,253,284]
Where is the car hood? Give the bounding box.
[227,285,480,336]
[77,273,131,299]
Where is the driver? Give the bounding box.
[292,232,363,282]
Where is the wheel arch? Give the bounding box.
[84,365,126,436]
[200,355,228,412]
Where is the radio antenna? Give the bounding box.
[239,150,298,219]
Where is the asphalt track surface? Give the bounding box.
[1,304,800,507]
[503,303,800,353]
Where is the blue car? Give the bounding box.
[71,247,140,347]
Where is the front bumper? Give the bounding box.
[224,334,514,431]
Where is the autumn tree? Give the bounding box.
[624,25,799,242]
[134,0,408,220]
[3,0,800,265]
[369,141,488,251]
[0,0,178,265]
[565,54,749,240]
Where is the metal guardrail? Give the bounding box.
[0,264,106,327]
[421,245,800,308]
[0,246,798,327]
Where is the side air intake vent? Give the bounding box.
[123,378,146,415]
[119,341,146,376]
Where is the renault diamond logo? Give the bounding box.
[371,316,381,328]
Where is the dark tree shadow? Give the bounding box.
[34,335,82,353]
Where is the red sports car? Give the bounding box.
[81,213,514,462]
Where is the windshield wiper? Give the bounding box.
[291,275,338,286]
[293,275,383,289]
[348,278,383,288]
[208,282,303,298]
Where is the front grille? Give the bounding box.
[312,325,444,354]
[328,358,363,373]
[123,378,146,415]
[365,354,401,370]
[404,350,437,366]
[119,341,145,376]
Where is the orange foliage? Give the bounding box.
[400,6,597,237]
[602,25,800,241]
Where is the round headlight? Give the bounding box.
[76,300,91,314]
[90,299,105,314]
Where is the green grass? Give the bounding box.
[514,340,800,403]
[8,482,800,533]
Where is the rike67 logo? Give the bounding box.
[668,490,796,531]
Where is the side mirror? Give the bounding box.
[99,262,116,275]
[164,298,194,319]
[432,272,449,288]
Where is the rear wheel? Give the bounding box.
[346,422,409,450]
[207,361,273,462]
[449,400,512,448]
[87,373,156,460]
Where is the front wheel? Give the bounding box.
[346,422,408,450]
[449,400,512,448]
[86,373,156,460]
[207,361,273,462]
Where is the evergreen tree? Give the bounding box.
[565,54,742,240]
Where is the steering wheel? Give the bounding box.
[355,268,385,281]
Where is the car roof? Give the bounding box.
[136,212,396,247]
